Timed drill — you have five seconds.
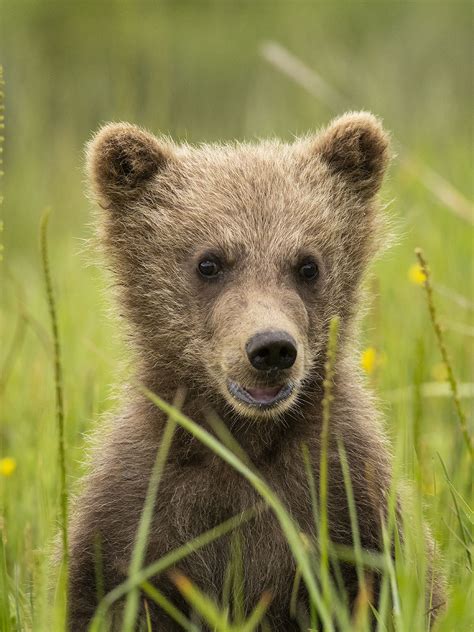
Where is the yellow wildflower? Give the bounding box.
[0,457,16,477]
[361,347,377,374]
[408,263,426,285]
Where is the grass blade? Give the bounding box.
[301,442,319,540]
[39,208,69,620]
[89,506,259,629]
[415,248,473,459]
[121,389,185,631]
[0,526,11,632]
[239,591,272,632]
[438,453,472,570]
[141,580,199,632]
[169,570,229,630]
[139,385,334,631]
[319,316,340,606]
[336,437,368,613]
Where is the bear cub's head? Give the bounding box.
[86,113,390,419]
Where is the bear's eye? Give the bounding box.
[197,257,222,279]
[298,259,319,282]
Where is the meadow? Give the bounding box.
[0,1,472,630]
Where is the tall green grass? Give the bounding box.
[120,389,185,632]
[38,208,69,627]
[83,310,468,631]
[1,2,473,630]
[415,248,472,460]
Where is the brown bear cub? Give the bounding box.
[68,112,444,630]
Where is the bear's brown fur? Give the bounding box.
[68,112,444,629]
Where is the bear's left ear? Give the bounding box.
[86,122,174,210]
[308,111,391,197]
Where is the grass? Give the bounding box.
[39,208,68,574]
[415,248,473,459]
[318,316,340,609]
[121,388,185,632]
[0,1,473,630]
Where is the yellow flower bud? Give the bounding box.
[0,457,16,477]
[408,263,427,285]
[361,347,377,375]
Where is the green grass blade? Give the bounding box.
[169,569,229,630]
[205,411,252,467]
[319,316,340,607]
[375,574,390,632]
[336,438,366,594]
[121,389,185,632]
[140,580,199,632]
[230,529,245,624]
[301,442,319,539]
[0,527,11,632]
[381,519,401,627]
[438,453,472,570]
[139,385,334,631]
[39,207,69,623]
[416,248,473,460]
[143,597,152,632]
[289,566,302,619]
[239,591,272,632]
[329,543,387,572]
[89,506,259,629]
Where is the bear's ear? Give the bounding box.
[86,122,173,209]
[309,111,391,197]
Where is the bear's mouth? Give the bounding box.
[227,380,293,408]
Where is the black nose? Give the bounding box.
[246,330,297,372]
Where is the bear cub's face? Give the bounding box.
[87,112,390,419]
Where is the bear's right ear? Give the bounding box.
[86,122,173,209]
[306,111,391,198]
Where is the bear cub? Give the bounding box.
[68,112,444,630]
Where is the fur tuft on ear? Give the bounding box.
[312,111,391,197]
[86,122,172,209]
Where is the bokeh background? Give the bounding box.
[1,1,473,630]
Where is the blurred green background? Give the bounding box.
[0,1,473,630]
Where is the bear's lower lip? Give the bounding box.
[227,380,293,408]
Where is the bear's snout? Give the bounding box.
[245,330,297,372]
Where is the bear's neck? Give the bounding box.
[136,362,336,464]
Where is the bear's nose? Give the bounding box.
[246,330,297,372]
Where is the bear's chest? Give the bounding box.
[159,459,305,619]
[163,449,313,538]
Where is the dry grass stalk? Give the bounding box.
[40,209,69,585]
[415,247,473,459]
